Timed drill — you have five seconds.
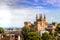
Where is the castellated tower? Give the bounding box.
[34,14,47,31]
[24,14,47,31]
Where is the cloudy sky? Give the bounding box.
[0,0,60,28]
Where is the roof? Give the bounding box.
[8,30,21,35]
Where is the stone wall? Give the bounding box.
[0,34,15,40]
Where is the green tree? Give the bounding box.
[21,26,42,40]
[52,36,57,40]
[55,23,60,34]
[21,26,30,40]
[42,32,52,40]
[57,37,60,40]
[27,32,42,40]
[30,28,36,32]
[20,34,24,40]
[0,27,4,33]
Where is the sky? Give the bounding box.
[0,0,60,28]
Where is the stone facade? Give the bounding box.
[24,14,47,31]
[24,14,58,33]
[46,22,58,35]
[0,34,15,40]
[0,30,21,40]
[34,14,47,31]
[24,22,32,27]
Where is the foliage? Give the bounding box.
[0,27,4,33]
[21,26,30,40]
[30,28,36,32]
[20,33,24,40]
[7,28,13,30]
[55,23,60,34]
[57,37,60,40]
[27,32,42,40]
[21,26,42,40]
[52,36,57,40]
[42,32,52,40]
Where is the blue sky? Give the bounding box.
[0,0,60,28]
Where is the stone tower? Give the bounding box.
[36,14,38,21]
[34,14,47,31]
[24,14,47,31]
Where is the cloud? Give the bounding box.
[0,0,49,28]
[10,7,49,27]
[1,0,60,8]
[43,0,60,7]
[0,3,11,28]
[1,0,19,5]
[1,0,59,28]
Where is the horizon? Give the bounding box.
[0,0,60,28]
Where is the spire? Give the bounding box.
[36,14,38,20]
[44,14,46,21]
[39,14,42,21]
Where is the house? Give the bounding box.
[0,30,22,40]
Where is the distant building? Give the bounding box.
[24,22,32,27]
[24,14,58,35]
[24,14,47,31]
[34,14,47,31]
[0,30,22,40]
[0,34,15,40]
[46,22,58,36]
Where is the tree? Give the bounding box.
[21,26,42,40]
[30,28,36,32]
[7,28,13,30]
[27,32,42,40]
[0,27,4,33]
[21,26,30,40]
[55,23,60,34]
[42,32,52,40]
[52,36,57,40]
[20,33,24,40]
[55,23,60,37]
